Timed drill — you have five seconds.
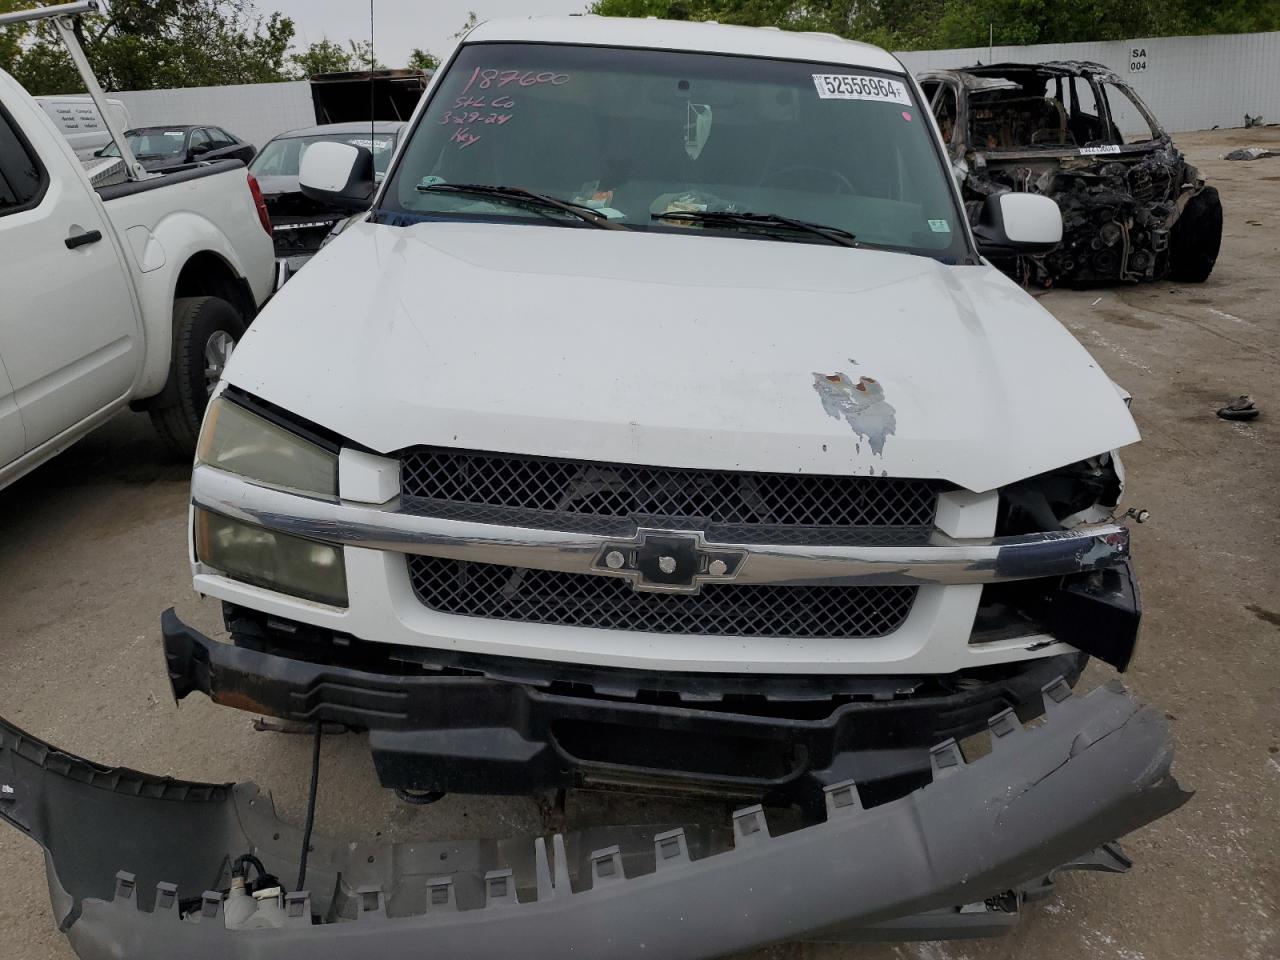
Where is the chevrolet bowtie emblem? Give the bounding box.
[592,529,747,594]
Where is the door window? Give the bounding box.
[0,106,47,215]
[206,127,236,149]
[189,128,212,155]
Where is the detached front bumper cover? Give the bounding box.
[0,680,1187,959]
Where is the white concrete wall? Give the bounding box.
[895,31,1280,133]
[111,80,314,153]
[105,30,1279,143]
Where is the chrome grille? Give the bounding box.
[407,555,917,639]
[398,448,940,532]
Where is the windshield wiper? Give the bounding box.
[415,182,627,230]
[652,210,857,247]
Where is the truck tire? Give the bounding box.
[1168,186,1222,283]
[148,296,245,457]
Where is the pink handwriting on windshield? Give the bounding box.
[450,128,481,149]
[438,109,513,149]
[454,94,515,109]
[460,68,569,94]
[438,111,513,126]
[443,70,567,149]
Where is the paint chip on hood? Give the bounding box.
[812,372,897,456]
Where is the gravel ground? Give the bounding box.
[1,127,1276,960]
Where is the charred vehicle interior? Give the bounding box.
[919,61,1223,286]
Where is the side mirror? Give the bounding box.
[189,142,211,157]
[972,192,1062,258]
[299,141,376,212]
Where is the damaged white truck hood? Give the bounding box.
[226,220,1138,493]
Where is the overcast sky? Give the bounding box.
[268,0,584,70]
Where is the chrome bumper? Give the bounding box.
[192,465,1129,589]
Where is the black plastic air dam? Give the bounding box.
[163,609,1091,805]
[0,681,1188,959]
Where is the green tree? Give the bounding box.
[0,0,295,94]
[289,37,385,78]
[289,38,352,77]
[587,0,1280,50]
[408,47,439,72]
[0,1,22,71]
[453,11,480,40]
[345,39,383,72]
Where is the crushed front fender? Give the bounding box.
[0,679,1189,959]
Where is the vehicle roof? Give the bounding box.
[466,15,904,73]
[126,125,200,133]
[921,60,1123,87]
[272,121,407,140]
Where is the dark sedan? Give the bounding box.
[97,124,255,172]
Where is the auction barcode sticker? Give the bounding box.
[813,74,911,105]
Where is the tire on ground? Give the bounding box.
[1168,186,1223,283]
[148,296,245,457]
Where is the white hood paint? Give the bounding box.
[226,220,1139,494]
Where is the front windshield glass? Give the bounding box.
[101,130,185,159]
[250,132,399,177]
[383,43,969,259]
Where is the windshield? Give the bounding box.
[101,129,185,159]
[250,132,399,178]
[382,43,969,259]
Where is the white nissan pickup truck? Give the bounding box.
[104,16,1188,951]
[0,7,273,487]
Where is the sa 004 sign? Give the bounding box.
[1129,47,1149,72]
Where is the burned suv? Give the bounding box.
[920,61,1222,286]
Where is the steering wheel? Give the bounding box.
[760,165,856,194]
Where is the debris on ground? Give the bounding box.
[1224,147,1278,161]
[1216,396,1260,421]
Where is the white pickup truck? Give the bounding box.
[0,20,273,487]
[5,15,1187,958]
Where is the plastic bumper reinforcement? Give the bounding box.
[162,608,1089,805]
[0,678,1188,959]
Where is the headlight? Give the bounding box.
[195,396,345,604]
[197,395,337,496]
[997,453,1123,534]
[194,508,348,606]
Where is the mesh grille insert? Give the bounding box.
[407,555,917,639]
[398,448,941,531]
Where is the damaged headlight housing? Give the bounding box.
[196,395,338,496]
[194,395,346,605]
[996,453,1124,535]
[974,453,1136,668]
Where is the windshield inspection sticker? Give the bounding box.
[813,74,911,105]
[928,219,951,233]
[1079,144,1122,155]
